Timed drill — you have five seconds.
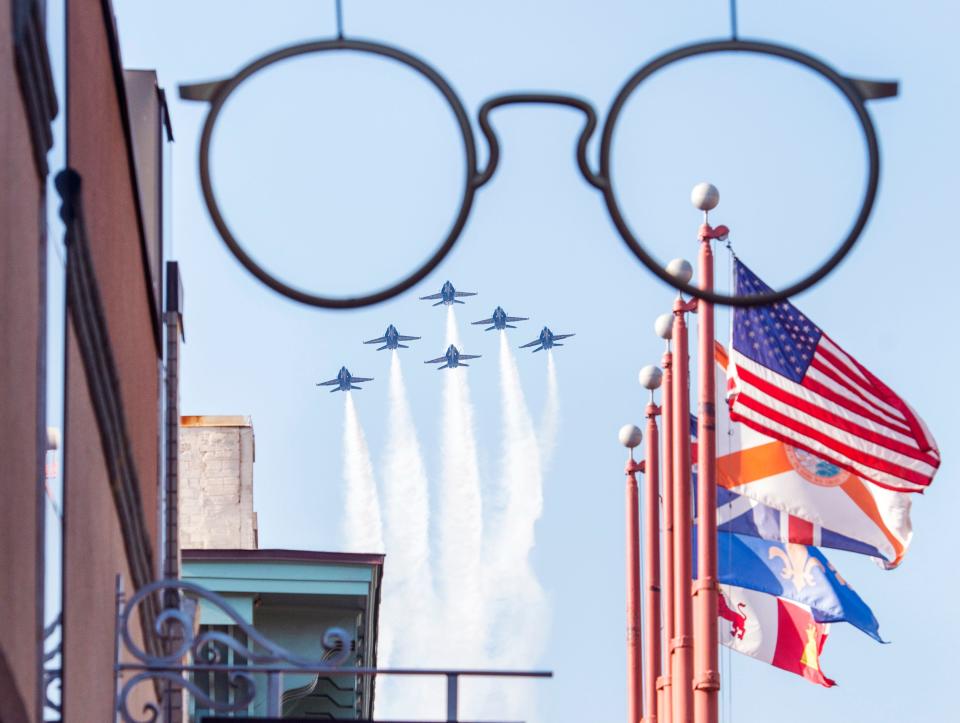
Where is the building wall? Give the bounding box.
[253,605,363,718]
[63,0,163,716]
[66,0,160,547]
[0,0,52,719]
[180,417,258,550]
[63,332,154,720]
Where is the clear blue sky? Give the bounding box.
[85,1,960,720]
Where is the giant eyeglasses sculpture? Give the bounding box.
[179,1,896,309]
[181,21,896,309]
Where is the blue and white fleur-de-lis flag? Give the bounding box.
[697,529,884,643]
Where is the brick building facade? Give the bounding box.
[1,0,176,718]
[0,1,56,719]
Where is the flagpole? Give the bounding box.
[640,366,664,723]
[669,259,696,723]
[691,184,724,723]
[620,424,645,723]
[655,315,675,723]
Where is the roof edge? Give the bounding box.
[182,548,385,566]
[181,415,252,428]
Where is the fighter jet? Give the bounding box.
[472,306,529,331]
[520,326,575,353]
[316,366,374,392]
[424,345,481,370]
[364,324,421,351]
[419,280,477,306]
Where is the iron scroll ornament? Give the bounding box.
[115,578,353,722]
[116,577,553,721]
[180,36,897,308]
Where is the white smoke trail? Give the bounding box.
[481,331,550,721]
[492,331,544,567]
[538,350,561,471]
[383,351,434,608]
[446,305,463,347]
[436,307,486,672]
[342,393,384,553]
[377,351,440,718]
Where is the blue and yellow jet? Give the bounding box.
[472,306,529,331]
[364,324,421,351]
[419,280,477,306]
[520,327,575,353]
[317,367,374,392]
[424,345,481,369]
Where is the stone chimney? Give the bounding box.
[179,416,258,550]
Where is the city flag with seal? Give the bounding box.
[701,529,884,642]
[719,583,835,687]
[715,341,913,568]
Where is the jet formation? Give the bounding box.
[319,283,574,392]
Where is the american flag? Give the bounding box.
[727,259,940,493]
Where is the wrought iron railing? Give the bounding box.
[43,613,62,721]
[115,578,551,722]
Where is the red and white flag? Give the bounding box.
[719,584,835,688]
[728,259,940,493]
